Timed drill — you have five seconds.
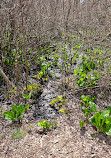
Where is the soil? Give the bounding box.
[1,91,111,158]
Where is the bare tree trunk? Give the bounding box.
[19,0,28,90]
[65,0,72,31]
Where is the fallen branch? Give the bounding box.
[0,66,17,90]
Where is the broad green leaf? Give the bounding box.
[106,128,111,135]
[105,118,110,125]
[100,110,110,117]
[28,94,31,99]
[18,104,25,115]
[89,115,96,124]
[22,93,31,99]
[89,111,111,133]
[4,111,13,120]
[12,105,16,112]
[81,95,86,100]
[80,77,85,81]
[22,93,28,99]
[89,101,97,112]
[25,104,29,111]
[107,106,111,116]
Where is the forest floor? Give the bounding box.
[1,92,111,158]
[0,34,111,158]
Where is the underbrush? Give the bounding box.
[0,32,111,137]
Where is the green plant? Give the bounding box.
[80,120,85,127]
[22,93,31,99]
[12,88,16,94]
[37,120,57,131]
[74,68,101,88]
[4,104,25,123]
[74,69,101,88]
[22,94,30,112]
[49,96,68,109]
[74,55,101,88]
[35,55,51,79]
[55,121,57,126]
[89,108,111,135]
[81,95,97,119]
[52,54,59,66]
[35,62,51,82]
[81,56,96,72]
[85,71,101,87]
[81,95,95,106]
[25,104,30,112]
[59,108,68,114]
[27,84,43,99]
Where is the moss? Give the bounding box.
[27,84,43,99]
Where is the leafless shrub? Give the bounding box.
[0,0,111,89]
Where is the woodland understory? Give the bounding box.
[0,0,111,158]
